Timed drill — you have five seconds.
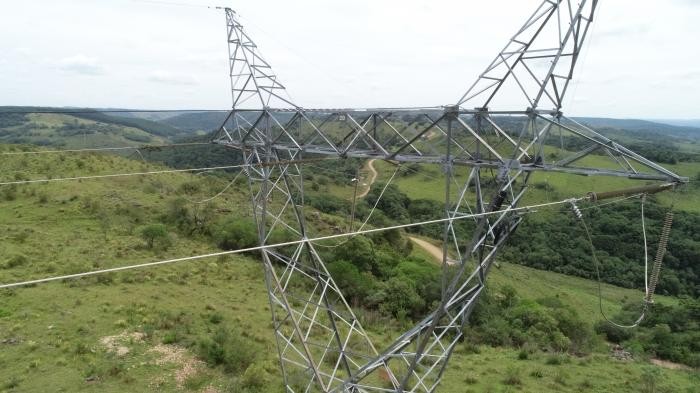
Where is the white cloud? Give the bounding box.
[147,70,199,86]
[15,47,32,56]
[57,54,104,75]
[0,0,698,117]
[598,25,651,38]
[179,52,226,69]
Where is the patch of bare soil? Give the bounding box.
[100,331,145,357]
[149,344,208,389]
[650,358,693,371]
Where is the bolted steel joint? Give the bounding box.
[443,105,460,119]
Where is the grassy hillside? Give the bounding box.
[366,153,698,211]
[160,112,230,134]
[576,117,700,139]
[0,145,697,392]
[3,258,696,392]
[0,113,171,148]
[0,145,260,391]
[0,108,189,149]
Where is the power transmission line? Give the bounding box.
[183,170,244,204]
[0,196,585,290]
[0,157,339,186]
[313,164,402,248]
[0,164,245,186]
[0,142,211,156]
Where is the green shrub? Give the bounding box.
[183,373,209,390]
[196,325,256,374]
[332,236,376,273]
[502,367,522,386]
[161,331,179,345]
[545,355,562,365]
[2,185,17,201]
[3,254,28,269]
[640,366,663,393]
[3,376,21,389]
[208,312,224,324]
[469,287,594,355]
[464,373,478,384]
[212,219,258,251]
[595,320,633,343]
[327,260,375,304]
[178,181,200,195]
[139,224,170,249]
[378,277,425,320]
[241,362,268,390]
[554,371,568,386]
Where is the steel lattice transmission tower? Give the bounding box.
[213,1,684,392]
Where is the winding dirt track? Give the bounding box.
[409,236,444,262]
[358,159,452,265]
[356,159,378,198]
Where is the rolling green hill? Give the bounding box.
[0,113,171,148]
[160,112,230,134]
[0,112,699,392]
[0,107,190,149]
[0,144,697,392]
[575,117,700,139]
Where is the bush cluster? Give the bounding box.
[596,297,700,367]
[467,286,595,355]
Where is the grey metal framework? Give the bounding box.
[213,1,685,392]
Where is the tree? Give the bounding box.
[333,236,376,273]
[379,277,425,319]
[212,218,258,250]
[327,260,374,304]
[366,183,410,222]
[139,223,169,249]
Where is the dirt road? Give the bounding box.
[357,159,455,266]
[356,159,378,198]
[409,236,456,265]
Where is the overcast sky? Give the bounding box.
[0,0,698,118]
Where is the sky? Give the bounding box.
[0,0,698,119]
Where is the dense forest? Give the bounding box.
[303,179,700,298]
[504,200,700,297]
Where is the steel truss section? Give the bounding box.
[214,2,685,392]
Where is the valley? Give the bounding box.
[0,109,698,392]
